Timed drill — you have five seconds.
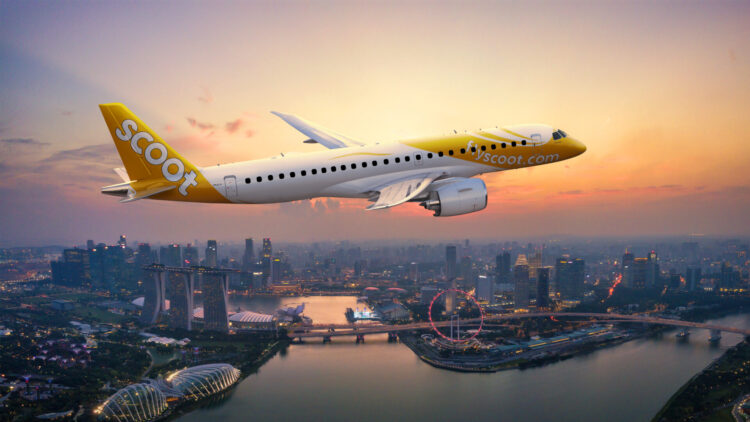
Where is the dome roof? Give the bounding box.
[167,363,240,401]
[229,311,275,323]
[97,383,167,421]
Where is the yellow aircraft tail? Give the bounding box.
[99,103,227,203]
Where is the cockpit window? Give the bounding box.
[560,129,568,137]
[553,131,561,140]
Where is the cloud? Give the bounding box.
[559,189,584,195]
[197,88,213,104]
[40,144,117,165]
[186,117,215,131]
[225,119,243,133]
[61,110,73,116]
[1,138,48,146]
[245,129,255,138]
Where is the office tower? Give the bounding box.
[160,244,182,267]
[410,262,419,283]
[446,246,457,280]
[205,240,218,268]
[631,258,648,289]
[475,275,494,304]
[646,250,659,288]
[135,243,155,286]
[460,256,473,286]
[166,271,194,330]
[141,268,166,324]
[514,254,530,309]
[555,258,585,299]
[496,251,511,283]
[261,238,272,286]
[445,279,457,314]
[537,267,550,309]
[51,248,91,287]
[622,251,635,287]
[686,267,701,291]
[242,238,254,272]
[202,271,229,332]
[182,244,198,267]
[270,257,282,284]
[528,250,543,279]
[118,234,127,248]
[86,239,95,250]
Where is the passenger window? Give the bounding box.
[553,131,561,140]
[471,146,476,152]
[501,143,506,148]
[481,145,486,151]
[331,166,336,172]
[395,157,401,163]
[460,148,466,154]
[301,170,307,176]
[351,163,357,169]
[404,156,410,162]
[438,151,444,157]
[362,162,367,168]
[279,173,285,179]
[415,154,421,160]
[427,153,433,159]
[521,140,526,145]
[245,178,251,184]
[321,168,327,174]
[372,160,377,166]
[384,159,389,165]
[312,169,318,175]
[341,165,346,171]
[290,172,296,178]
[449,150,454,156]
[511,141,516,147]
[256,176,262,182]
[268,175,274,181]
[491,144,496,150]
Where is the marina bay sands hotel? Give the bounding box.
[140,265,236,332]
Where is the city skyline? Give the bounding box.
[2,1,750,247]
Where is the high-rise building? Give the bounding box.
[459,256,473,287]
[160,245,182,267]
[537,267,550,309]
[270,257,282,284]
[166,271,195,330]
[205,240,218,268]
[496,251,511,284]
[686,267,702,291]
[514,254,530,309]
[86,239,95,250]
[409,262,419,283]
[528,250,543,279]
[446,246,457,280]
[622,251,635,287]
[202,271,230,332]
[646,250,659,288]
[242,238,254,272]
[445,279,457,314]
[475,275,494,304]
[141,267,166,324]
[118,234,127,248]
[135,243,155,287]
[555,258,585,299]
[261,238,272,286]
[182,244,198,267]
[631,258,649,289]
[51,248,91,287]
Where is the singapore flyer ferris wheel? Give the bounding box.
[427,288,484,343]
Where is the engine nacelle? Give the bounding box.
[420,178,488,217]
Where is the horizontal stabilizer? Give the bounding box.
[119,184,176,203]
[272,111,365,149]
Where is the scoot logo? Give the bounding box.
[115,119,198,196]
[464,139,559,167]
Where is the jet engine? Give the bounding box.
[420,178,487,217]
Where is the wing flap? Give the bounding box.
[272,111,365,149]
[366,173,439,210]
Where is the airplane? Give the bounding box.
[99,103,586,216]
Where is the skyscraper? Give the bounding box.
[475,275,494,304]
[160,244,182,267]
[118,234,127,248]
[459,256,473,287]
[632,258,649,289]
[205,240,218,268]
[202,271,230,332]
[514,254,530,309]
[261,238,272,286]
[446,246,457,280]
[182,244,198,267]
[496,251,511,284]
[166,271,195,330]
[646,250,659,288]
[555,258,585,299]
[686,267,702,291]
[242,238,254,272]
[141,267,166,324]
[622,251,635,287]
[536,267,550,309]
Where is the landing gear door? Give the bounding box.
[224,176,238,201]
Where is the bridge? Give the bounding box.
[287,312,750,341]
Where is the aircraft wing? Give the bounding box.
[366,173,440,210]
[271,111,365,149]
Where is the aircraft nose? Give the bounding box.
[568,138,586,155]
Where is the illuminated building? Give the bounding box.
[555,258,585,299]
[514,254,530,309]
[537,267,550,309]
[160,244,181,267]
[631,258,649,289]
[141,267,166,324]
[205,240,218,268]
[166,271,195,330]
[182,244,198,267]
[460,256,473,287]
[420,286,439,304]
[270,257,282,284]
[686,267,701,291]
[261,238,272,286]
[229,311,276,331]
[97,383,168,422]
[475,275,494,304]
[118,234,127,248]
[622,251,634,287]
[51,248,91,287]
[167,363,240,401]
[646,250,659,288]
[496,251,511,283]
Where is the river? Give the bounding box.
[181,295,750,422]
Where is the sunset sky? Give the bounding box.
[1,1,749,247]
